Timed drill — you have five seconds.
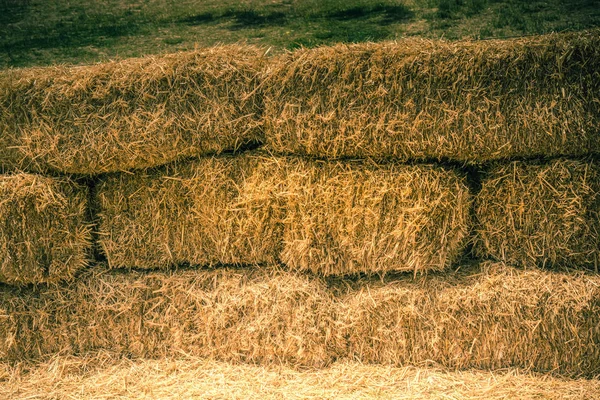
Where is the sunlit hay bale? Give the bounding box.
[97,153,287,269]
[281,159,471,275]
[476,159,600,270]
[0,174,91,284]
[264,30,600,162]
[336,262,600,377]
[0,267,336,368]
[0,45,265,175]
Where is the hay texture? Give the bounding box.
[336,262,600,377]
[97,153,287,269]
[282,159,471,275]
[0,268,335,368]
[264,30,600,162]
[3,356,599,400]
[1,263,598,377]
[0,174,91,285]
[0,45,265,175]
[476,159,600,270]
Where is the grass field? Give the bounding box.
[1,0,599,68]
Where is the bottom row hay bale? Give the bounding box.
[0,173,91,285]
[0,267,335,368]
[282,160,472,275]
[3,355,600,400]
[476,159,600,270]
[97,154,288,269]
[1,263,598,376]
[97,154,472,276]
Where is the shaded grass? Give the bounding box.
[1,0,599,68]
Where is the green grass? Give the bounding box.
[1,0,599,68]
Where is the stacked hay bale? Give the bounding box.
[263,30,600,162]
[0,45,265,175]
[0,174,91,284]
[0,29,599,390]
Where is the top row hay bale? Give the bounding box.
[263,30,600,162]
[0,45,265,175]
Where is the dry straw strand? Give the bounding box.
[476,159,600,270]
[264,30,600,162]
[0,45,266,175]
[282,159,472,275]
[0,173,91,284]
[97,153,288,269]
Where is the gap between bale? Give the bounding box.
[476,159,600,270]
[263,30,600,163]
[0,173,92,285]
[282,158,472,275]
[97,152,288,269]
[0,44,267,175]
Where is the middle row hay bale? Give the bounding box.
[476,159,600,270]
[0,173,91,285]
[263,30,600,162]
[97,155,471,275]
[282,160,472,275]
[97,154,287,269]
[0,45,265,175]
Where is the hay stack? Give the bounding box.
[0,174,91,284]
[0,267,336,368]
[97,153,287,269]
[336,262,600,377]
[282,159,471,275]
[264,30,600,162]
[476,159,600,270]
[0,45,265,175]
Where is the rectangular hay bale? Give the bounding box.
[282,159,472,275]
[97,153,286,269]
[336,262,600,377]
[264,30,600,162]
[475,159,600,270]
[0,267,336,368]
[0,173,91,284]
[0,45,265,175]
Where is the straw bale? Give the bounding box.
[264,30,600,162]
[282,159,471,275]
[0,45,265,175]
[476,159,600,269]
[0,267,336,367]
[0,173,91,284]
[97,153,287,269]
[337,262,600,377]
[3,355,599,400]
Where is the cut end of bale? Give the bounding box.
[0,173,91,284]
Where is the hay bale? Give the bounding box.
[97,153,287,269]
[0,267,336,368]
[0,173,91,284]
[282,159,471,275]
[476,159,600,270]
[0,45,265,175]
[264,30,600,162]
[336,262,600,377]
